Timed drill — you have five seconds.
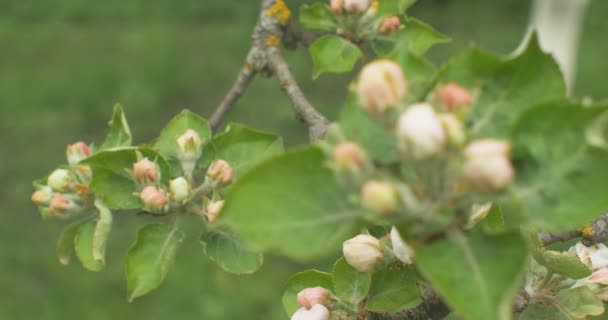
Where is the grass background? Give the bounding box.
[1,0,606,319]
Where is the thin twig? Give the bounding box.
[539,213,608,247]
[209,64,257,130]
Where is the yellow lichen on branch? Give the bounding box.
[266,35,281,46]
[266,0,291,25]
[580,224,596,238]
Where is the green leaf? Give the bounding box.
[512,101,608,230]
[154,110,211,176]
[310,35,362,79]
[83,147,170,210]
[92,199,113,263]
[200,225,263,275]
[437,33,566,138]
[373,18,450,57]
[99,104,132,150]
[416,231,527,320]
[74,221,105,272]
[339,94,399,164]
[126,223,185,302]
[531,246,591,280]
[520,287,605,319]
[282,270,333,317]
[56,219,88,266]
[518,301,567,320]
[377,0,416,16]
[479,204,508,234]
[199,123,283,180]
[222,146,360,260]
[332,257,371,304]
[366,264,421,313]
[299,3,338,31]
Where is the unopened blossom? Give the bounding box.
[332,142,368,173]
[206,200,225,224]
[357,59,407,116]
[291,304,331,320]
[140,186,168,213]
[169,177,190,202]
[133,158,160,184]
[31,186,53,206]
[397,104,446,160]
[361,181,399,215]
[380,16,401,34]
[344,0,370,13]
[343,234,383,272]
[49,194,80,216]
[48,169,73,192]
[390,226,414,264]
[330,0,344,14]
[297,287,331,309]
[464,139,514,192]
[66,141,91,165]
[435,82,473,112]
[176,129,203,176]
[206,160,233,187]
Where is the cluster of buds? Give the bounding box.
[331,0,371,15]
[343,234,384,272]
[205,160,233,188]
[463,139,514,192]
[291,287,332,320]
[32,164,92,218]
[176,129,203,178]
[357,59,408,117]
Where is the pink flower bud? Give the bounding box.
[66,141,91,165]
[343,234,383,272]
[140,186,168,213]
[297,287,331,309]
[133,158,160,185]
[361,181,399,215]
[49,194,80,216]
[330,0,344,14]
[31,187,53,206]
[48,169,73,192]
[291,304,331,320]
[357,59,407,116]
[397,104,446,160]
[206,200,225,224]
[332,142,368,173]
[435,82,473,112]
[176,129,203,176]
[344,0,370,13]
[379,16,401,34]
[169,177,190,202]
[206,160,233,187]
[464,139,514,192]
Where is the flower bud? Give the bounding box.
[435,82,473,112]
[438,113,466,147]
[31,186,53,206]
[379,16,401,34]
[206,200,225,224]
[169,177,190,202]
[176,129,203,176]
[48,169,73,192]
[569,242,608,271]
[344,0,370,13]
[297,287,331,309]
[330,0,344,14]
[397,104,446,160]
[49,194,80,216]
[464,139,514,192]
[140,186,168,213]
[291,304,331,320]
[206,160,233,187]
[343,234,383,272]
[361,181,399,215]
[357,59,407,116]
[390,226,414,264]
[332,142,368,173]
[66,141,91,166]
[133,157,160,185]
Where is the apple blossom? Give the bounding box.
[397,104,446,160]
[66,141,91,165]
[357,59,407,116]
[297,287,331,309]
[343,234,383,272]
[361,181,399,215]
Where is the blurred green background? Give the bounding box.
[1,0,606,319]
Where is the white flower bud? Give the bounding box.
[464,139,514,192]
[330,0,344,14]
[361,181,399,215]
[176,129,203,176]
[66,141,91,166]
[49,194,81,216]
[133,157,160,185]
[344,0,370,13]
[570,242,608,271]
[357,59,407,116]
[397,104,446,160]
[379,16,401,34]
[48,169,73,192]
[343,234,383,272]
[169,177,190,202]
[206,200,225,224]
[140,186,168,213]
[390,226,414,264]
[435,82,473,112]
[438,113,466,147]
[332,142,368,173]
[206,160,233,188]
[297,287,331,309]
[291,304,331,320]
[31,186,53,206]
